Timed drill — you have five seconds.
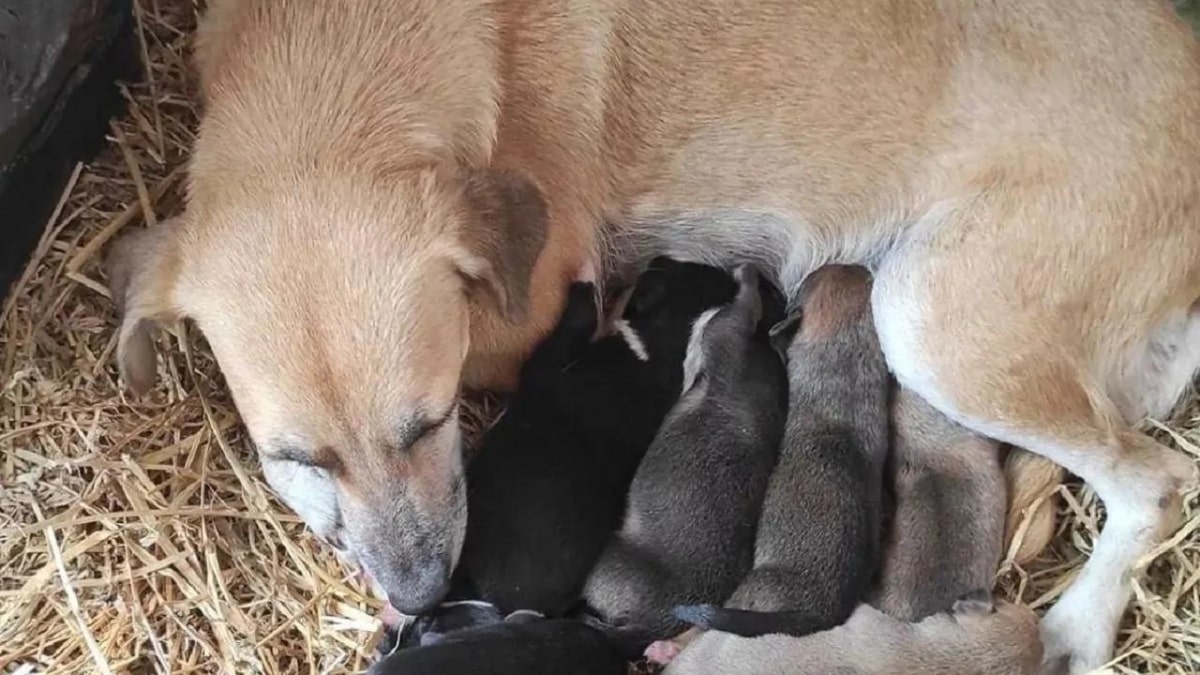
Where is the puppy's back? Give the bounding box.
[873,387,1006,621]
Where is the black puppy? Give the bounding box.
[369,616,633,675]
[451,258,741,621]
[675,265,891,638]
[388,600,507,651]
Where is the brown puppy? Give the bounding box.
[873,387,1007,622]
[107,0,1200,667]
[664,596,1043,675]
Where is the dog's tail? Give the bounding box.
[1003,449,1062,565]
[672,604,832,638]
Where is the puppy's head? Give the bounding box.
[616,257,738,360]
[678,265,769,389]
[106,168,548,614]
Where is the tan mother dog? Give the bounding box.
[107,0,1200,671]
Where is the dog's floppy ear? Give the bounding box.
[106,218,184,395]
[453,169,549,322]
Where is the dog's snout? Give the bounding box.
[382,567,452,615]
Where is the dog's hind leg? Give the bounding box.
[871,194,1198,675]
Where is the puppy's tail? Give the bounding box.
[672,604,832,638]
[1003,449,1062,565]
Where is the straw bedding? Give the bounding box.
[1,1,1198,673]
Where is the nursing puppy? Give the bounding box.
[369,616,631,675]
[384,600,507,652]
[664,595,1043,675]
[583,266,788,640]
[110,0,1200,667]
[677,265,889,638]
[453,258,738,618]
[873,387,1007,621]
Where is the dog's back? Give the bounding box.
[873,387,1007,621]
[665,596,1043,675]
[457,259,738,616]
[677,265,890,637]
[583,266,788,639]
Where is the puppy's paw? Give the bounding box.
[503,609,544,624]
[644,639,683,665]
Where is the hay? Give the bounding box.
[1,1,1197,673]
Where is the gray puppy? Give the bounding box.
[872,387,1007,621]
[676,264,889,637]
[582,265,789,642]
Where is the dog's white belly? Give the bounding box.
[614,205,903,298]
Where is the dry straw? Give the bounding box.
[2,1,1197,673]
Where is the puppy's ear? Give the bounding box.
[731,265,763,332]
[756,275,787,334]
[453,169,549,322]
[768,309,802,358]
[106,219,184,394]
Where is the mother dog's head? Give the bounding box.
[106,166,549,614]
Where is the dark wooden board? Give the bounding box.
[0,0,138,303]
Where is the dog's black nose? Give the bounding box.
[386,577,451,616]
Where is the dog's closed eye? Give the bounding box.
[268,444,342,472]
[398,404,458,450]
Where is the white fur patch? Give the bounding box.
[681,309,720,394]
[617,205,907,303]
[440,599,499,611]
[259,456,342,545]
[505,609,545,620]
[614,319,650,362]
[1109,306,1200,423]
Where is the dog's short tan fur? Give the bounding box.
[108,0,1200,666]
[663,599,1043,675]
[874,387,1006,621]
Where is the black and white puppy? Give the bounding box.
[676,264,890,638]
[582,266,788,642]
[451,258,741,620]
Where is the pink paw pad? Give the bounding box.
[644,639,683,665]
